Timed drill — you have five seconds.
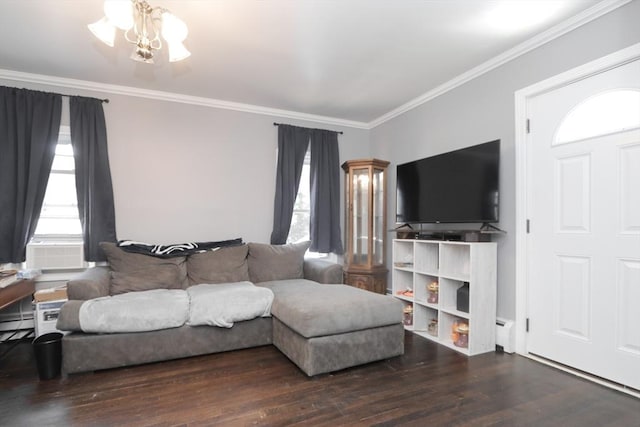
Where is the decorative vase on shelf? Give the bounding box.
[427,281,439,303]
[403,304,413,326]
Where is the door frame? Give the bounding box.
[514,43,640,359]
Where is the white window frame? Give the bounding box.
[32,125,82,243]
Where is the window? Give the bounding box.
[287,149,311,245]
[555,89,640,144]
[33,126,82,240]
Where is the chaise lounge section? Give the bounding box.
[262,279,404,376]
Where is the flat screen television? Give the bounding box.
[396,140,500,224]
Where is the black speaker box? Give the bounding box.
[456,282,470,313]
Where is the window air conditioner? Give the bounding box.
[26,242,85,270]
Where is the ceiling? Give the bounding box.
[0,0,610,127]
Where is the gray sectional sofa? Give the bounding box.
[57,241,405,376]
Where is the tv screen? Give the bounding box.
[396,140,500,224]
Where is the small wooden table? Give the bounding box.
[0,279,35,311]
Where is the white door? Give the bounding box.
[527,59,640,390]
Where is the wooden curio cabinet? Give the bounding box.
[342,159,390,294]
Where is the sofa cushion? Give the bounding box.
[258,279,403,338]
[187,244,249,286]
[110,267,186,295]
[100,242,187,295]
[248,241,310,283]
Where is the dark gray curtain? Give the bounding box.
[0,86,62,263]
[70,96,117,262]
[270,125,310,244]
[310,129,343,254]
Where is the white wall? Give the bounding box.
[0,80,370,245]
[370,0,640,320]
[104,95,369,244]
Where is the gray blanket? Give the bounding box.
[187,282,274,328]
[76,283,274,333]
[78,289,189,333]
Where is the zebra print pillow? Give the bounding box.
[117,238,243,258]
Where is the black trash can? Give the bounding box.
[33,332,63,380]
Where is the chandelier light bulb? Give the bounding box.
[104,0,134,30]
[161,12,188,42]
[167,42,191,62]
[88,17,116,47]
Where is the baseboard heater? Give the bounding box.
[495,317,515,353]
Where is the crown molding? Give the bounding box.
[0,69,369,130]
[367,0,632,129]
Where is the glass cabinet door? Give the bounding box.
[352,168,369,265]
[372,167,384,266]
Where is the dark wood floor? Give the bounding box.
[1,332,638,426]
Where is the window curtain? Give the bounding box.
[270,125,310,244]
[309,129,343,254]
[0,86,62,263]
[69,96,117,262]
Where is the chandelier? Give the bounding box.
[88,0,190,64]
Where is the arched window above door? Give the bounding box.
[554,89,640,145]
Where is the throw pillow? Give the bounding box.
[247,241,311,283]
[100,242,188,295]
[187,244,250,286]
[110,267,185,295]
[117,238,243,258]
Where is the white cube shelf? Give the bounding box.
[392,239,497,356]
